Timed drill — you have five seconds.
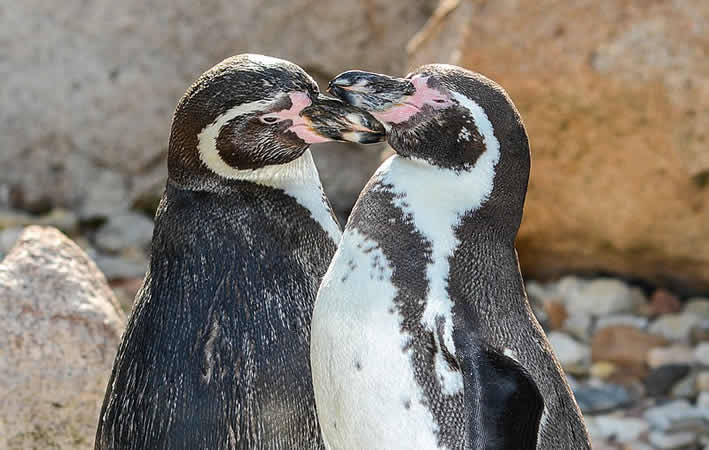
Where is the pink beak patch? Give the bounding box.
[373,76,451,124]
[273,92,331,144]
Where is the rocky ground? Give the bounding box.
[527,278,709,449]
[1,223,707,448]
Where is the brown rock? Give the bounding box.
[408,0,709,293]
[0,226,125,449]
[591,326,668,372]
[649,289,682,316]
[544,299,568,330]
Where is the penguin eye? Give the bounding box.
[260,115,281,124]
[432,99,447,104]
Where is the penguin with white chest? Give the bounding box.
[312,65,590,449]
[95,54,385,450]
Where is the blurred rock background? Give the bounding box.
[0,0,707,448]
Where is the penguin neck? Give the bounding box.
[171,149,341,244]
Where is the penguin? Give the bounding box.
[94,54,385,450]
[311,65,591,449]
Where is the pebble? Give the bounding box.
[649,288,682,315]
[649,313,704,342]
[94,212,154,253]
[592,325,667,369]
[544,299,568,330]
[591,361,618,379]
[670,373,697,399]
[0,208,79,235]
[596,314,649,331]
[94,253,148,280]
[564,312,593,341]
[647,430,697,449]
[644,365,691,397]
[565,278,638,316]
[548,331,590,374]
[574,381,630,413]
[684,298,709,316]
[697,372,709,393]
[644,399,708,432]
[695,343,709,366]
[586,414,649,443]
[697,391,709,407]
[647,346,695,368]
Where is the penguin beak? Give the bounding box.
[296,94,386,144]
[328,71,418,125]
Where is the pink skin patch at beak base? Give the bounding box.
[373,76,452,125]
[273,92,331,144]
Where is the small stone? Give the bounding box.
[544,300,568,330]
[565,278,638,316]
[648,430,697,449]
[697,391,709,407]
[591,361,618,379]
[621,441,654,450]
[684,298,709,316]
[596,314,649,331]
[649,313,704,342]
[94,211,154,253]
[670,373,697,399]
[548,331,590,374]
[592,325,667,369]
[649,289,682,316]
[695,343,709,366]
[696,372,709,392]
[36,208,80,235]
[94,252,148,281]
[564,312,593,341]
[647,346,695,368]
[0,226,23,258]
[555,275,586,300]
[573,381,630,414]
[644,399,708,432]
[526,280,552,305]
[586,414,649,443]
[690,321,709,345]
[645,364,691,397]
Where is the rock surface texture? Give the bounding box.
[408,0,709,293]
[0,226,125,449]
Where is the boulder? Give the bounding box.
[0,226,125,449]
[407,0,709,293]
[0,0,436,219]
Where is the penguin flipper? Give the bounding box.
[457,341,544,450]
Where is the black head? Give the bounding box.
[168,54,385,190]
[329,64,530,227]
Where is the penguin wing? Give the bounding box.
[453,330,544,450]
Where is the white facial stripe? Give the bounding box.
[196,96,339,243]
[311,229,441,449]
[375,93,500,357]
[197,98,275,179]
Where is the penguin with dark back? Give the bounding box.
[312,65,590,449]
[94,54,385,450]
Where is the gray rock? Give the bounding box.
[671,373,698,399]
[650,313,704,342]
[585,414,649,443]
[0,226,124,449]
[596,314,649,332]
[645,365,692,397]
[564,278,639,316]
[644,399,709,433]
[94,211,154,253]
[564,312,593,342]
[0,0,435,219]
[685,298,709,316]
[647,346,695,368]
[695,343,709,367]
[94,252,149,281]
[573,381,631,414]
[0,226,23,259]
[647,430,698,449]
[548,331,591,374]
